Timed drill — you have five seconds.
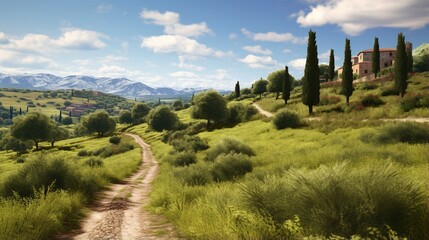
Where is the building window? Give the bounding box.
[384,63,388,67]
[365,70,368,74]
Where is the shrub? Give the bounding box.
[169,151,197,167]
[357,82,378,90]
[109,135,121,145]
[365,122,429,144]
[206,138,255,162]
[83,157,104,168]
[148,105,180,131]
[211,153,253,181]
[77,150,89,157]
[171,135,209,152]
[400,94,429,112]
[380,87,399,96]
[272,111,301,130]
[360,94,384,107]
[173,163,212,186]
[227,103,246,125]
[241,162,427,238]
[319,95,341,106]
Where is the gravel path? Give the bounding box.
[252,103,274,117]
[68,133,178,240]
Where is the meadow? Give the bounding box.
[0,134,142,239]
[128,73,429,239]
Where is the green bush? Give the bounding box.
[241,162,427,238]
[171,135,209,152]
[272,111,301,130]
[169,151,197,167]
[357,82,378,90]
[361,94,384,107]
[400,94,429,112]
[363,122,429,144]
[206,138,255,161]
[109,135,121,145]
[380,87,399,96]
[173,163,212,186]
[77,149,89,157]
[211,153,253,181]
[83,157,104,168]
[148,105,180,132]
[319,95,341,106]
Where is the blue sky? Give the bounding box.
[0,0,428,90]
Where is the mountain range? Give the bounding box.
[0,73,208,99]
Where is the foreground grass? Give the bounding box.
[0,134,142,240]
[130,109,429,238]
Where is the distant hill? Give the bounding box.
[413,43,429,72]
[413,43,429,57]
[0,73,209,99]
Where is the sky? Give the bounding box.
[0,0,428,90]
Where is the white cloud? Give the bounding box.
[73,59,91,66]
[142,35,212,56]
[283,48,292,53]
[0,49,17,62]
[55,29,107,50]
[288,58,306,70]
[214,50,234,58]
[296,0,429,35]
[240,54,279,69]
[140,9,180,26]
[243,45,272,55]
[0,29,107,53]
[96,4,112,14]
[101,55,128,64]
[21,56,56,66]
[318,50,331,60]
[140,9,212,37]
[173,56,205,71]
[241,28,306,44]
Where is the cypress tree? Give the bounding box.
[282,66,292,104]
[406,42,413,74]
[59,110,62,123]
[69,111,72,117]
[26,106,28,113]
[342,38,354,104]
[395,33,408,97]
[71,89,74,97]
[372,37,380,78]
[9,106,13,120]
[235,81,240,98]
[328,49,335,81]
[302,30,320,114]
[19,107,22,115]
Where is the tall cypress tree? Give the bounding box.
[302,30,320,114]
[342,38,354,104]
[235,81,240,98]
[59,110,62,123]
[9,106,13,120]
[395,33,408,97]
[372,37,380,78]
[19,107,22,115]
[406,42,413,74]
[282,66,292,104]
[328,49,335,81]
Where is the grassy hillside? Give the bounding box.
[128,73,429,239]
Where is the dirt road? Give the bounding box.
[71,133,177,240]
[252,103,273,117]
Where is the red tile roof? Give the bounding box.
[359,48,396,54]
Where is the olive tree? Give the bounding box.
[82,110,116,137]
[10,112,55,149]
[191,90,229,126]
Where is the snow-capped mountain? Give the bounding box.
[0,73,206,98]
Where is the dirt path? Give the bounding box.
[252,103,273,118]
[69,133,177,240]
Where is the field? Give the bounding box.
[128,73,429,239]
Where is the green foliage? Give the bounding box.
[206,138,255,162]
[372,37,380,78]
[47,126,69,147]
[380,86,399,96]
[235,81,240,98]
[252,78,269,97]
[62,116,73,126]
[81,110,116,137]
[170,135,209,152]
[83,157,104,168]
[399,93,429,112]
[342,38,354,104]
[282,66,293,104]
[109,135,121,145]
[10,112,55,149]
[267,69,295,100]
[0,133,33,153]
[172,100,184,111]
[362,122,429,144]
[328,49,335,81]
[118,110,133,125]
[360,94,384,107]
[191,90,229,125]
[395,33,408,97]
[272,111,301,130]
[407,42,413,73]
[319,95,341,106]
[357,82,378,90]
[131,103,151,124]
[148,105,180,131]
[241,162,427,238]
[173,163,213,186]
[169,151,197,167]
[77,149,89,156]
[302,30,320,114]
[211,153,253,181]
[64,100,72,107]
